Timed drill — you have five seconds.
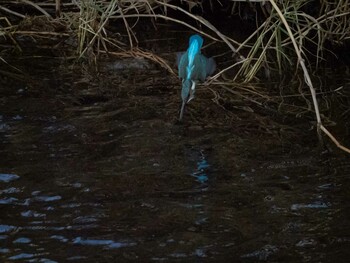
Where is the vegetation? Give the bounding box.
[0,0,349,152]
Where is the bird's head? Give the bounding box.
[187,35,203,67]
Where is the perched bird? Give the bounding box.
[177,34,216,121]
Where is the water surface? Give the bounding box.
[0,50,349,262]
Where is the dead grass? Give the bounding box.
[0,0,349,153]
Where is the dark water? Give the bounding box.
[0,54,349,262]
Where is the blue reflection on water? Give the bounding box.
[0,225,16,234]
[0,197,18,205]
[0,248,10,254]
[0,187,20,194]
[291,201,330,211]
[8,253,34,260]
[72,237,136,249]
[50,235,69,242]
[34,195,62,202]
[21,210,46,218]
[13,237,31,244]
[190,151,210,184]
[0,173,20,183]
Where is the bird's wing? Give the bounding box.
[177,51,188,79]
[192,54,208,82]
[206,57,216,76]
[176,52,185,66]
[192,55,216,82]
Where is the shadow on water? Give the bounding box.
[0,40,350,262]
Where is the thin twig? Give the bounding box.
[0,5,26,18]
[320,125,350,153]
[21,0,52,18]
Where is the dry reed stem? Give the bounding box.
[117,3,137,48]
[0,56,23,73]
[209,59,247,82]
[21,0,52,18]
[155,0,242,53]
[56,0,61,17]
[0,17,22,51]
[77,0,119,58]
[219,84,265,106]
[269,0,350,153]
[0,5,25,18]
[320,126,350,154]
[13,31,70,37]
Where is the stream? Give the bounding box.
[0,42,349,262]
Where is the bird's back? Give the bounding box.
[177,52,216,82]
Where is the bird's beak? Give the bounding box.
[179,100,186,121]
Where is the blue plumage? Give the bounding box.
[177,34,216,121]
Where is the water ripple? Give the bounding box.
[0,173,20,183]
[72,237,136,249]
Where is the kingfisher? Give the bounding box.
[177,34,216,121]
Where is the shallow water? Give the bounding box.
[0,53,349,262]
